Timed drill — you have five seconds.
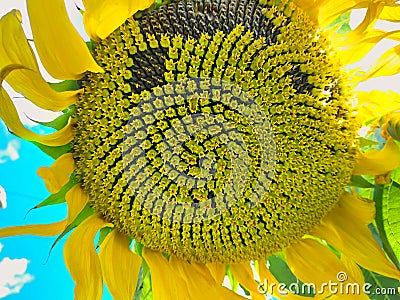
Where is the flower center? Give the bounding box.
[73,0,358,263]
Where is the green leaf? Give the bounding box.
[139,269,153,300]
[374,182,400,270]
[33,176,78,209]
[49,80,79,92]
[37,111,73,130]
[360,137,381,148]
[238,284,250,296]
[385,182,400,262]
[362,268,400,300]
[267,255,315,297]
[86,41,94,51]
[337,23,351,34]
[97,227,113,247]
[134,240,144,255]
[226,265,239,292]
[32,141,71,159]
[136,260,152,300]
[328,11,351,32]
[50,203,95,250]
[379,167,400,268]
[350,175,375,188]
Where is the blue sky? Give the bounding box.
[0,123,114,299]
[0,122,73,299]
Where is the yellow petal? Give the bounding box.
[339,191,376,224]
[171,256,246,300]
[355,90,400,123]
[380,6,400,22]
[0,10,79,111]
[26,0,103,80]
[206,262,226,284]
[349,1,385,37]
[0,220,66,237]
[65,185,88,223]
[353,138,400,175]
[0,11,36,70]
[318,0,371,28]
[336,30,400,65]
[64,214,111,300]
[82,0,155,40]
[99,230,142,300]
[286,238,368,299]
[142,248,190,300]
[312,192,400,280]
[230,262,264,300]
[0,87,73,146]
[364,44,400,79]
[142,248,246,300]
[37,153,75,194]
[341,255,366,284]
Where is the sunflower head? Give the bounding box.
[72,0,358,263]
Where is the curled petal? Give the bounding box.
[0,87,73,146]
[0,10,79,111]
[65,185,88,223]
[353,138,400,176]
[37,153,75,194]
[26,0,103,80]
[349,1,385,37]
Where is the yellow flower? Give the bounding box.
[1,0,400,299]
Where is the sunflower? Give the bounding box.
[1,0,400,299]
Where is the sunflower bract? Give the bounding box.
[73,0,358,263]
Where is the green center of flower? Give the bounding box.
[73,0,358,263]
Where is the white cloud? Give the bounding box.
[0,186,6,209]
[0,140,20,164]
[0,244,34,298]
